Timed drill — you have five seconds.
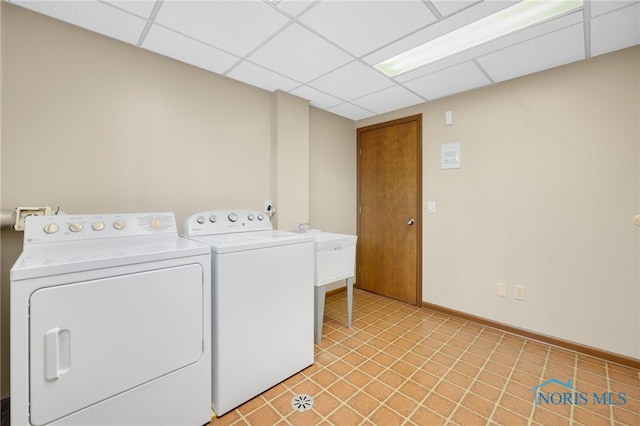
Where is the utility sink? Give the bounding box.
[310,231,357,286]
[308,230,357,344]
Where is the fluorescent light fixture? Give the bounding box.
[375,0,583,77]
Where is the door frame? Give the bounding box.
[356,114,423,306]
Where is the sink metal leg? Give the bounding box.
[314,277,355,344]
[346,276,353,328]
[314,285,326,344]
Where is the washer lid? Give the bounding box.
[184,230,313,254]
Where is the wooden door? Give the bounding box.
[357,115,422,305]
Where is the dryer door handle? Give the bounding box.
[44,327,71,381]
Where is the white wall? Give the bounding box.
[309,107,357,235]
[358,46,640,359]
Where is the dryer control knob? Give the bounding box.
[92,221,105,231]
[43,223,59,234]
[113,220,126,230]
[149,217,163,229]
[209,215,217,223]
[196,216,205,225]
[247,213,255,221]
[228,213,238,222]
[257,214,264,221]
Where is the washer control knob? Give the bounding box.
[92,221,105,231]
[247,213,255,221]
[196,216,205,224]
[209,215,217,223]
[113,219,126,230]
[257,213,264,221]
[69,222,83,232]
[228,213,238,222]
[43,223,59,234]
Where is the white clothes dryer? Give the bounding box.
[11,213,212,426]
[183,210,314,416]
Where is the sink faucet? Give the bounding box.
[294,223,311,232]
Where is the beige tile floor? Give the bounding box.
[209,289,639,425]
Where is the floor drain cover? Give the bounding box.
[291,394,314,411]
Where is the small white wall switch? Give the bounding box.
[427,201,436,213]
[445,110,453,125]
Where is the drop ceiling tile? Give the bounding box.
[299,1,436,57]
[142,25,240,75]
[352,85,425,115]
[227,61,300,92]
[403,61,491,100]
[590,0,638,17]
[429,0,479,18]
[248,23,353,83]
[590,3,640,56]
[274,0,315,17]
[154,0,289,57]
[477,24,586,83]
[289,85,343,109]
[11,0,146,44]
[103,0,156,19]
[328,102,376,121]
[308,61,394,101]
[363,0,518,65]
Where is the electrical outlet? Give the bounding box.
[264,200,272,213]
[514,285,526,301]
[14,206,52,231]
[497,282,507,298]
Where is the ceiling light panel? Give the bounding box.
[403,61,491,100]
[308,61,395,101]
[299,1,437,57]
[476,24,585,83]
[153,1,289,57]
[248,24,353,83]
[363,1,518,66]
[142,25,240,75]
[393,10,584,83]
[11,0,147,44]
[590,3,640,57]
[375,0,584,77]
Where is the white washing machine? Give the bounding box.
[11,212,212,426]
[183,210,314,416]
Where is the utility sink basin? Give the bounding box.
[311,231,357,286]
[308,230,357,344]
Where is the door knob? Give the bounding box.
[407,218,415,225]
